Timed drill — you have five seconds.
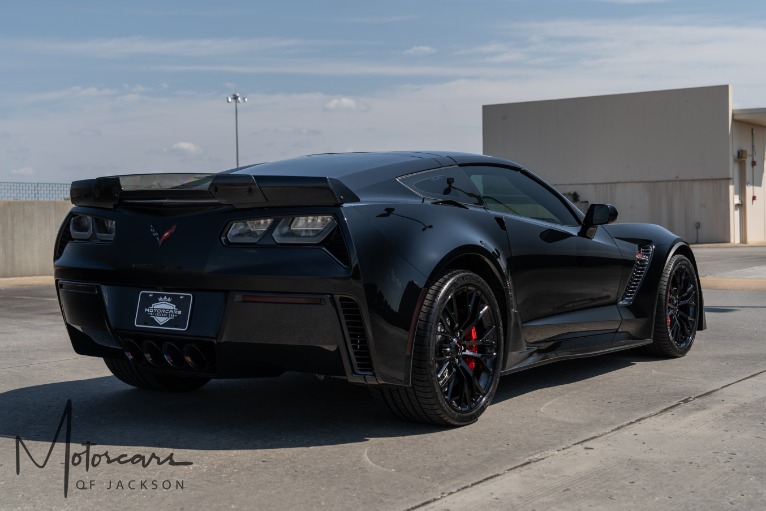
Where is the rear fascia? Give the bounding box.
[54,202,377,382]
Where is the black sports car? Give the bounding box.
[54,151,705,426]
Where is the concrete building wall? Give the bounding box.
[0,201,71,278]
[483,85,735,243]
[483,85,732,184]
[555,179,729,244]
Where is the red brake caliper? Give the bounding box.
[466,327,479,371]
[667,288,672,327]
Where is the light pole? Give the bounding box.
[226,92,247,167]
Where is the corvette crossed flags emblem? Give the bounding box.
[149,224,177,247]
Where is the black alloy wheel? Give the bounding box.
[646,254,699,358]
[376,270,503,426]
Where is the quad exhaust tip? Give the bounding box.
[124,339,210,372]
[142,340,164,367]
[162,342,186,368]
[183,343,208,371]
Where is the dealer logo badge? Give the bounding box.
[135,291,193,331]
[144,296,182,326]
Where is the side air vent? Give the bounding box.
[337,297,374,375]
[619,244,654,305]
[326,228,351,267]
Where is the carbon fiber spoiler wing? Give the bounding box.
[69,174,359,209]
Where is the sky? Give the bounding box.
[2,0,766,183]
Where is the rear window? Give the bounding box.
[398,167,482,205]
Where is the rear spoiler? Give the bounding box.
[69,174,360,209]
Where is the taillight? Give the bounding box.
[94,218,116,241]
[272,216,336,244]
[69,215,93,240]
[222,215,337,245]
[225,218,274,244]
[69,214,116,242]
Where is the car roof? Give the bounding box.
[232,151,522,201]
[234,151,520,179]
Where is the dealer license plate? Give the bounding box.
[134,291,193,331]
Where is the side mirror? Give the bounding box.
[579,203,618,239]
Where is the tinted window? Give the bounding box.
[398,167,482,205]
[464,166,578,226]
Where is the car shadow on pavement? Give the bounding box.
[493,353,638,405]
[0,353,642,452]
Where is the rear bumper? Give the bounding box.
[57,279,376,383]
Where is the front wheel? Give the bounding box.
[376,270,504,426]
[645,254,700,358]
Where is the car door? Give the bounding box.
[461,165,624,345]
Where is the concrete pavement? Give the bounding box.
[1,246,765,510]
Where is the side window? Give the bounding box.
[398,166,482,205]
[464,166,579,226]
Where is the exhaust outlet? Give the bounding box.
[123,340,144,364]
[183,344,208,371]
[142,340,165,367]
[162,342,186,369]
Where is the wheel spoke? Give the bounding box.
[678,319,691,339]
[670,318,680,340]
[458,368,472,408]
[459,290,480,331]
[465,325,497,348]
[462,350,497,360]
[462,304,489,335]
[679,282,695,301]
[449,297,460,330]
[678,310,694,323]
[440,309,457,335]
[445,372,457,401]
[437,361,453,387]
[460,359,487,399]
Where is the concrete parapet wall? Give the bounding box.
[554,178,731,243]
[0,201,72,278]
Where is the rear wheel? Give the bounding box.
[645,254,699,358]
[376,270,503,426]
[104,358,210,392]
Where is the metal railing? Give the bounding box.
[0,182,70,201]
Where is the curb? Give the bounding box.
[700,276,766,292]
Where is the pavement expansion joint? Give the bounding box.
[406,367,766,511]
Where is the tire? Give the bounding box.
[104,358,210,392]
[376,270,504,426]
[644,254,700,358]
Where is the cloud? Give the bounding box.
[72,129,101,137]
[11,166,34,175]
[31,86,118,102]
[12,36,308,58]
[595,0,668,3]
[261,126,321,136]
[4,14,766,184]
[404,46,437,56]
[332,16,417,24]
[166,142,203,155]
[122,83,149,93]
[323,97,370,112]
